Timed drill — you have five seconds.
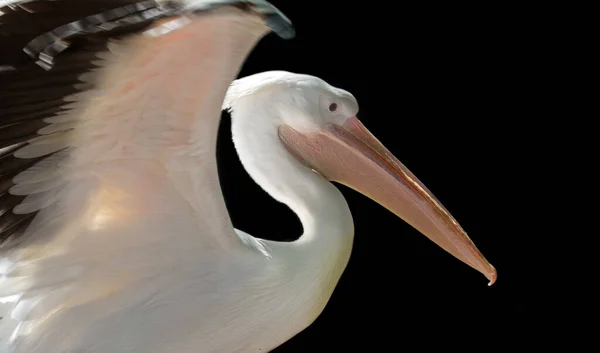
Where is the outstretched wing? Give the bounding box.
[0,1,292,352]
[0,0,164,248]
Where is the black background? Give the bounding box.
[216,1,553,351]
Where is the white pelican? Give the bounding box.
[0,1,496,352]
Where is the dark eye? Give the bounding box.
[328,103,338,112]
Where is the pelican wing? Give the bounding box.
[0,1,290,351]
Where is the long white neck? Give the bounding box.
[228,92,354,285]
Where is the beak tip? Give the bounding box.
[486,265,497,286]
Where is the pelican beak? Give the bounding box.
[279,117,497,285]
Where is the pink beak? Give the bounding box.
[279,117,497,285]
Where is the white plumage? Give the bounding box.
[0,1,495,352]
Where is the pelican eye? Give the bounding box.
[328,103,338,112]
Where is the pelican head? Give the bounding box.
[224,70,496,285]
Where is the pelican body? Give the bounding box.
[0,1,496,352]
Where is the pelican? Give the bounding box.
[0,1,496,352]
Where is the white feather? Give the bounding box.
[37,122,76,135]
[14,132,74,159]
[10,296,42,322]
[77,70,102,84]
[44,112,80,124]
[9,177,66,196]
[12,150,69,185]
[62,90,101,103]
